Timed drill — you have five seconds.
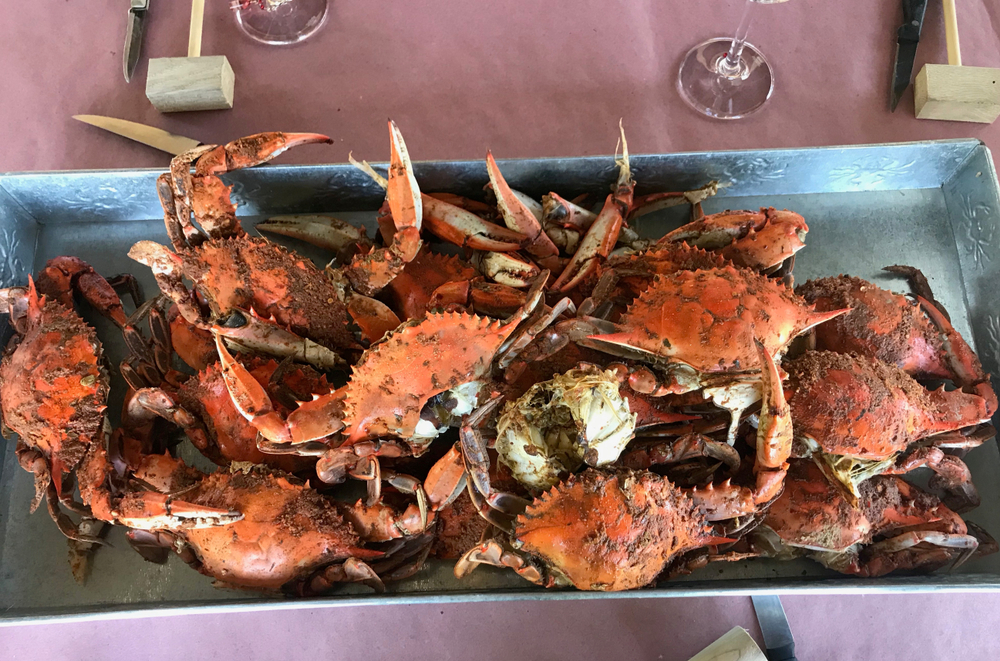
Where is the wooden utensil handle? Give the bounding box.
[943,0,961,66]
[188,0,205,58]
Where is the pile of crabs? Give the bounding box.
[2,122,998,594]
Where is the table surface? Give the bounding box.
[3,0,1000,658]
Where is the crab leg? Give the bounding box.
[188,133,333,238]
[551,122,635,292]
[542,192,598,231]
[215,334,346,445]
[211,308,346,369]
[621,433,741,471]
[486,151,560,268]
[256,214,372,260]
[473,251,541,288]
[918,296,998,416]
[885,446,979,512]
[351,153,530,253]
[454,538,549,585]
[628,181,720,221]
[339,121,424,296]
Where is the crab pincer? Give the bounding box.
[551,122,635,292]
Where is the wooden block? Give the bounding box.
[914,64,1000,124]
[146,56,235,113]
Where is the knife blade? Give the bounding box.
[890,0,928,112]
[751,595,797,661]
[123,0,150,83]
[73,115,202,155]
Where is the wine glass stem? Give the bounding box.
[718,0,757,78]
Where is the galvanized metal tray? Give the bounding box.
[2,139,1000,624]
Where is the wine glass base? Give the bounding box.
[235,0,328,45]
[677,37,774,120]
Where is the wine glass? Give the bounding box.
[232,0,328,46]
[677,0,789,119]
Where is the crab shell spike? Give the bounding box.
[754,339,792,471]
[586,267,850,373]
[387,120,423,231]
[486,151,558,260]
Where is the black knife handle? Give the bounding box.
[766,641,797,661]
[898,0,928,43]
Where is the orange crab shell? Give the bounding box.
[0,282,108,474]
[178,357,323,472]
[588,266,846,373]
[181,467,381,590]
[578,244,727,310]
[796,275,952,378]
[785,351,989,459]
[178,236,359,351]
[342,311,519,445]
[383,248,477,319]
[515,469,716,591]
[659,208,808,272]
[765,461,948,553]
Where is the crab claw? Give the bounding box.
[212,308,347,370]
[422,195,530,251]
[918,295,998,417]
[486,151,559,264]
[113,492,243,531]
[551,122,635,292]
[386,120,422,233]
[215,333,346,445]
[196,132,333,175]
[752,339,792,503]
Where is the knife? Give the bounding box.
[123,0,150,83]
[73,115,202,155]
[889,0,928,112]
[751,595,797,661]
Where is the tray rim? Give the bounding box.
[3,137,1000,623]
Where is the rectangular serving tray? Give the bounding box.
[2,139,1000,624]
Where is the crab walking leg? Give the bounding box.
[628,181,720,221]
[350,155,529,252]
[486,151,560,269]
[551,122,635,292]
[214,334,346,445]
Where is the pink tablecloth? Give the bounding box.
[3,1,1000,659]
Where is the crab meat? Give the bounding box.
[495,365,637,490]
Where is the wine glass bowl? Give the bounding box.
[677,0,787,120]
[677,38,773,119]
[233,0,329,46]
